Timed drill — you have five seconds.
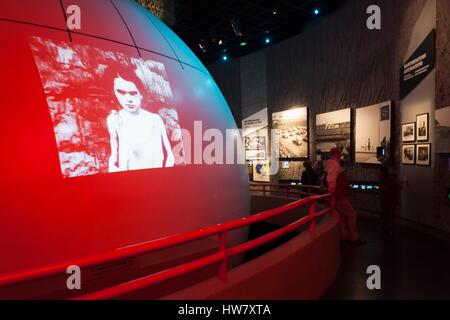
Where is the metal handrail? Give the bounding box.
[0,184,334,300]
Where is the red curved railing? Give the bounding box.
[0,184,334,300]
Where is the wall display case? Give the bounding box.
[279,161,303,182]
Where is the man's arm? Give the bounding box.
[158,117,175,167]
[107,113,120,172]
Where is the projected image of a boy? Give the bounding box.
[107,66,174,172]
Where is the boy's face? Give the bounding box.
[114,76,143,113]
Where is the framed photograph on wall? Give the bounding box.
[316,108,352,163]
[402,122,416,142]
[416,113,429,141]
[252,160,271,182]
[355,101,391,164]
[402,144,415,165]
[272,107,309,159]
[416,144,431,166]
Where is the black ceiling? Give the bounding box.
[171,0,347,64]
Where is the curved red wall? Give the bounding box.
[0,0,249,275]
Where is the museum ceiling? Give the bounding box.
[139,0,347,64]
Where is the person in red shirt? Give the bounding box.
[325,147,365,245]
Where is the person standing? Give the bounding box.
[325,147,365,245]
[301,160,319,186]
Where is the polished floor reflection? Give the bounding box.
[323,214,450,299]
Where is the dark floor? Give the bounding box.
[322,214,450,299]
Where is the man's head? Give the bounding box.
[303,160,312,169]
[329,147,341,160]
[107,65,145,114]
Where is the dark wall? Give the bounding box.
[208,58,242,125]
[437,0,450,109]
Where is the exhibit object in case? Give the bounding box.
[402,144,416,165]
[416,144,431,166]
[416,113,429,142]
[402,122,416,142]
[355,101,391,164]
[272,107,308,159]
[316,108,352,163]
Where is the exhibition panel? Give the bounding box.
[272,107,309,159]
[355,101,391,164]
[316,108,352,163]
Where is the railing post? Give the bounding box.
[263,185,266,197]
[218,230,228,282]
[308,200,317,235]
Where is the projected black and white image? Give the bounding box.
[29,37,185,178]
[272,107,308,159]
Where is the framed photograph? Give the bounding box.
[402,144,415,165]
[252,160,271,182]
[402,122,416,142]
[355,101,391,164]
[416,144,431,166]
[416,113,429,141]
[380,103,390,121]
[316,108,352,164]
[272,107,309,159]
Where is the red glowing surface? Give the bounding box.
[0,1,249,275]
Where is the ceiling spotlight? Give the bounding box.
[272,10,277,15]
[198,41,207,53]
[265,37,271,44]
[240,41,248,47]
[218,39,223,46]
[222,55,228,61]
[230,18,243,37]
[314,8,320,15]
